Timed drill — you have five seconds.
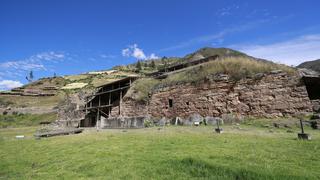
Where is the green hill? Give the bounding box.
[183,47,247,60]
[113,47,250,74]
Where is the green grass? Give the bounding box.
[126,78,160,102]
[0,93,65,108]
[163,57,296,85]
[0,125,319,179]
[0,113,57,128]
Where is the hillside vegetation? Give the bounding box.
[113,47,248,74]
[0,113,57,128]
[0,93,65,108]
[298,59,320,73]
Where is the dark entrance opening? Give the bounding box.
[80,113,97,127]
[169,99,173,108]
[302,76,320,100]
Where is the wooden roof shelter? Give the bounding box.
[81,76,138,127]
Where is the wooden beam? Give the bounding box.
[81,104,113,111]
[87,85,130,97]
[98,95,101,106]
[98,108,109,117]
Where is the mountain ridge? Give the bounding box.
[297,59,320,73]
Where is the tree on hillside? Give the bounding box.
[151,60,156,69]
[136,60,142,71]
[144,61,148,68]
[161,56,167,64]
[26,71,34,82]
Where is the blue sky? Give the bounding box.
[1,0,320,90]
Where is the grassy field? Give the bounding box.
[0,125,319,180]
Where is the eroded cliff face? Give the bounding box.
[120,72,313,118]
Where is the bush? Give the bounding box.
[144,119,153,127]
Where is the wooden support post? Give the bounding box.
[300,119,304,134]
[85,97,88,115]
[298,119,311,140]
[98,95,101,107]
[109,92,111,105]
[96,108,100,129]
[119,90,122,115]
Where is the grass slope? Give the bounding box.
[0,126,319,179]
[0,94,65,108]
[0,113,57,128]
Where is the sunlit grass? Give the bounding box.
[163,57,296,84]
[0,125,319,179]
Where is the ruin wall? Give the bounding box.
[119,72,313,118]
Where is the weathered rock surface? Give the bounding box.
[148,73,312,118]
[204,116,223,126]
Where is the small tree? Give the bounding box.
[151,60,156,69]
[136,60,142,71]
[144,61,148,68]
[53,72,57,78]
[26,70,34,82]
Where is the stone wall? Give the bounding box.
[101,116,145,128]
[311,100,320,112]
[109,98,149,118]
[148,73,312,118]
[117,72,312,119]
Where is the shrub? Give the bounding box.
[144,119,153,127]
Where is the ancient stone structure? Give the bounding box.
[120,72,314,119]
[78,71,319,128]
[148,72,312,118]
[80,76,139,128]
[78,67,320,128]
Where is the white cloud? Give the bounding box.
[0,61,46,71]
[0,80,23,90]
[233,34,320,66]
[35,51,65,61]
[149,53,159,59]
[0,51,66,78]
[122,48,131,57]
[122,44,159,60]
